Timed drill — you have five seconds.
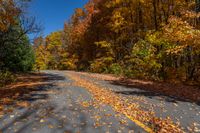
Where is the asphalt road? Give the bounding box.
[0,71,145,133]
[0,70,199,133]
[76,71,200,132]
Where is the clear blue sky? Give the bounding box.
[28,0,88,38]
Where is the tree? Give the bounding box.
[0,0,40,72]
[34,0,200,83]
[0,20,35,72]
[0,0,20,32]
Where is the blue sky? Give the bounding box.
[28,0,88,38]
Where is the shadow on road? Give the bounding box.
[0,71,122,133]
[0,72,66,109]
[108,78,200,106]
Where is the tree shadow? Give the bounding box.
[115,90,178,103]
[0,99,116,133]
[0,73,142,133]
[108,78,200,105]
[0,72,66,110]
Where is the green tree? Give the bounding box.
[0,21,35,72]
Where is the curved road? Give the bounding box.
[0,71,145,133]
[0,70,199,133]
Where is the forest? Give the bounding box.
[1,0,200,86]
[33,0,200,85]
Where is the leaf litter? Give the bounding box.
[67,72,184,133]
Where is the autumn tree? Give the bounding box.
[35,0,200,83]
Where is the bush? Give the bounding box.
[90,57,114,73]
[124,40,162,80]
[0,71,16,87]
[90,60,107,73]
[59,60,77,70]
[108,63,123,75]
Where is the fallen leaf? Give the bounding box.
[16,101,30,107]
[48,124,54,129]
[40,119,45,123]
[10,115,14,118]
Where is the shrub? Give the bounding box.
[59,60,77,70]
[0,71,16,87]
[90,60,107,73]
[90,57,114,73]
[125,40,162,80]
[108,63,123,75]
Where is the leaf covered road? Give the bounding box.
[0,70,199,133]
[0,71,145,133]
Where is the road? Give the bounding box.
[0,70,199,133]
